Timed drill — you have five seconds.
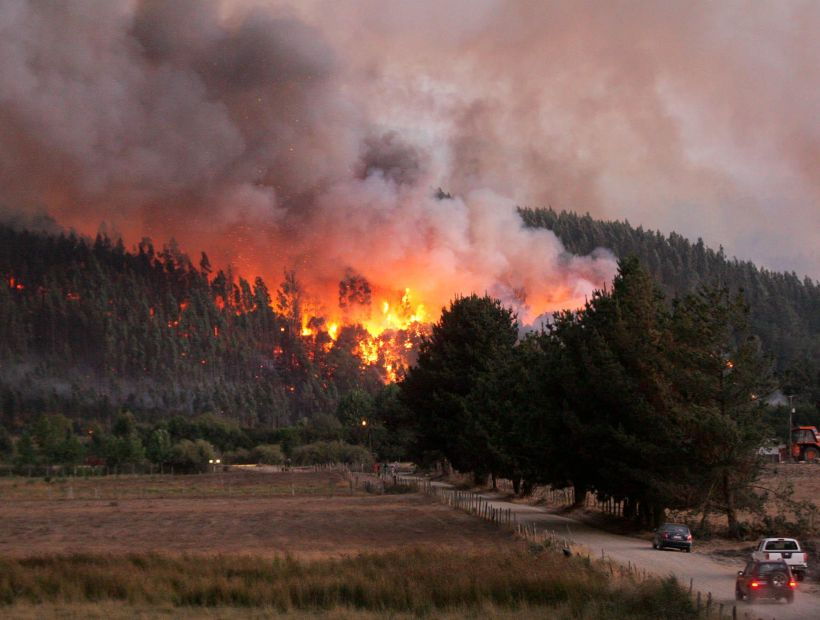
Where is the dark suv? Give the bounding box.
[652,523,692,552]
[735,559,796,603]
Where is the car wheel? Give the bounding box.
[735,587,743,601]
[796,572,804,582]
[804,447,819,462]
[685,546,691,553]
[770,571,787,589]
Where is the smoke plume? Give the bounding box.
[1,0,816,325]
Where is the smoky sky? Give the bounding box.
[0,0,817,320]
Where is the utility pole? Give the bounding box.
[787,394,795,458]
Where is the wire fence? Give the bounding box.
[394,475,775,620]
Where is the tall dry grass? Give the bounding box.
[0,549,696,619]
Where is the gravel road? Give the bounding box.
[479,496,820,620]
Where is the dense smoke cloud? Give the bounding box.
[1,1,816,323]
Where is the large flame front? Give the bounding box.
[363,288,426,337]
[303,286,428,383]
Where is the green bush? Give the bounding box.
[168,439,215,473]
[291,441,372,466]
[250,444,284,465]
[223,448,253,465]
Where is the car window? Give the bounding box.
[765,540,798,551]
[757,563,787,575]
[662,525,689,534]
[743,561,755,574]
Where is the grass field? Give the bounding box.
[0,468,698,619]
[0,468,357,501]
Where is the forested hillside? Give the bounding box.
[0,226,389,430]
[2,208,819,433]
[520,207,820,411]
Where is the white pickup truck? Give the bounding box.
[751,538,809,581]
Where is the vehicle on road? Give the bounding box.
[751,537,809,581]
[736,559,796,603]
[790,426,820,462]
[652,523,692,552]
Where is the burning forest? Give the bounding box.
[0,1,627,427]
[0,224,443,426]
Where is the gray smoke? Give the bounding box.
[1,0,815,321]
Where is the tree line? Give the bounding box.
[0,410,376,474]
[520,207,820,417]
[400,259,777,535]
[2,209,817,434]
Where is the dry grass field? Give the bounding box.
[0,469,511,558]
[0,469,698,619]
[762,462,820,505]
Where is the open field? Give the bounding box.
[0,469,698,619]
[0,468,361,502]
[0,471,510,559]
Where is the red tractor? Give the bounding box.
[790,426,820,462]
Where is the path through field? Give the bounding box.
[475,493,819,620]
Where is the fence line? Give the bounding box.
[397,475,748,620]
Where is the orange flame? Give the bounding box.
[294,287,427,383]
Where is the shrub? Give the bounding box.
[168,439,215,473]
[290,441,372,466]
[223,448,253,465]
[250,444,284,465]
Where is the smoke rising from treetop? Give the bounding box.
[1,1,816,321]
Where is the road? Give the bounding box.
[475,494,819,620]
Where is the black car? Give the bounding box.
[652,523,692,552]
[735,559,796,603]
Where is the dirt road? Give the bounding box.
[478,495,819,620]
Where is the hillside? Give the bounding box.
[520,207,820,413]
[2,211,819,429]
[0,225,394,429]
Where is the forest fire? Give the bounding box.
[296,286,428,382]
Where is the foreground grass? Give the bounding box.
[0,549,696,619]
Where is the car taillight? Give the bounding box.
[764,552,769,559]
[663,533,669,539]
[750,581,760,589]
[686,534,692,541]
[789,580,797,588]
